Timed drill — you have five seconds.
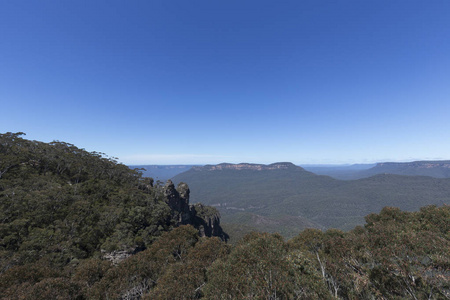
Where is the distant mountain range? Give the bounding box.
[304,160,450,179]
[172,162,450,238]
[302,163,375,179]
[131,160,450,183]
[355,160,450,178]
[129,165,198,182]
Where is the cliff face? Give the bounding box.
[376,161,450,169]
[163,180,228,241]
[192,162,300,171]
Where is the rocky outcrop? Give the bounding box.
[164,180,191,225]
[101,249,133,265]
[103,181,228,263]
[190,203,226,239]
[163,180,228,241]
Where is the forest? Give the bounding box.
[1,133,449,299]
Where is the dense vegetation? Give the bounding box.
[173,163,450,237]
[2,207,449,299]
[1,133,449,299]
[0,132,177,269]
[0,133,222,290]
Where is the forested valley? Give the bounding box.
[1,133,449,299]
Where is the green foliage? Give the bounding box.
[145,236,230,299]
[0,133,196,297]
[89,225,228,299]
[192,203,219,220]
[204,232,330,299]
[0,133,179,266]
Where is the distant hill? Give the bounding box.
[302,160,450,179]
[129,165,198,181]
[302,163,375,179]
[130,160,450,182]
[355,160,450,178]
[173,162,450,237]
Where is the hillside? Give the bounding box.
[0,133,226,272]
[172,162,450,236]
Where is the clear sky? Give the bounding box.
[1,0,449,165]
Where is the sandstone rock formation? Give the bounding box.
[163,180,228,241]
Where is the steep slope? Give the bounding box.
[172,162,450,235]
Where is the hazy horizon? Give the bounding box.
[128,159,449,167]
[2,1,449,165]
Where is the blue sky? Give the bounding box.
[1,0,449,164]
